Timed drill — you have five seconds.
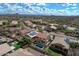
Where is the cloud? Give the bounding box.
[73,4,77,6]
[56,9,79,16]
[66,6,77,10]
[66,7,70,10]
[0,5,3,8]
[36,3,46,6]
[71,6,77,9]
[66,3,77,6]
[0,3,79,16]
[62,4,66,6]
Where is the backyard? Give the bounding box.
[45,47,62,56]
[13,36,32,49]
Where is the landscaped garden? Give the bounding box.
[13,36,32,49]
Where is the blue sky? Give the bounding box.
[0,3,79,16]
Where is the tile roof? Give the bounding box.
[0,43,12,56]
[27,31,48,40]
[8,48,34,56]
[35,32,48,40]
[51,35,69,49]
[20,29,31,35]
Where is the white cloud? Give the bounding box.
[0,5,3,8]
[36,3,46,6]
[72,10,79,15]
[66,7,70,10]
[19,4,79,16]
[66,3,77,6]
[56,9,79,16]
[62,4,66,6]
[71,6,77,9]
[0,3,79,16]
[73,4,77,6]
[66,3,72,6]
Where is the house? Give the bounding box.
[49,24,58,30]
[50,25,57,30]
[27,31,38,38]
[51,35,69,49]
[9,34,18,40]
[8,48,34,56]
[24,20,33,27]
[63,25,68,29]
[45,24,57,32]
[24,20,38,29]
[75,29,79,34]
[0,21,3,25]
[7,29,21,41]
[0,20,8,26]
[27,31,48,48]
[0,36,14,43]
[0,36,6,44]
[11,20,18,25]
[6,38,14,43]
[27,31,48,41]
[10,20,18,26]
[33,32,49,48]
[0,43,13,56]
[64,36,79,44]
[9,27,19,32]
[1,36,14,43]
[50,34,69,55]
[19,29,31,36]
[63,25,77,31]
[33,32,48,41]
[50,24,58,26]
[67,27,77,31]
[32,19,48,25]
[74,29,79,37]
[31,24,37,29]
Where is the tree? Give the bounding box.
[17,36,32,47]
[69,42,79,48]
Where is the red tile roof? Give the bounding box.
[19,29,31,35]
[35,32,48,40]
[0,43,12,56]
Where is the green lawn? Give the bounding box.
[45,48,62,56]
[13,42,21,50]
[14,44,21,49]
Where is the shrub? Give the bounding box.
[70,42,79,48]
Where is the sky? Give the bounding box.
[0,3,79,16]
